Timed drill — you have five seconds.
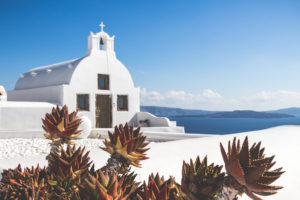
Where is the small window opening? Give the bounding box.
[98,74,109,90]
[77,94,89,111]
[117,95,128,111]
[100,37,104,50]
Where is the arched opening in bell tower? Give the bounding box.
[100,37,104,50]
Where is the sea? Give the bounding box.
[168,115,300,134]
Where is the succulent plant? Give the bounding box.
[135,173,187,200]
[219,136,284,200]
[43,105,81,154]
[101,123,149,174]
[0,164,48,200]
[47,145,92,199]
[47,173,81,200]
[80,169,138,200]
[0,164,23,185]
[181,156,225,200]
[48,145,91,176]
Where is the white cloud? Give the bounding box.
[245,90,300,102]
[202,89,222,99]
[140,88,222,109]
[240,90,300,110]
[165,90,196,101]
[140,88,300,111]
[140,88,164,101]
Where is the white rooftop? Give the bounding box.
[15,58,83,90]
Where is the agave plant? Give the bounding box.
[42,105,82,155]
[47,173,81,200]
[47,145,92,199]
[135,173,187,200]
[181,156,225,200]
[0,164,48,200]
[0,164,24,185]
[48,145,91,176]
[218,136,284,200]
[80,169,138,200]
[101,123,149,174]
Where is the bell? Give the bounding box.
[100,37,104,45]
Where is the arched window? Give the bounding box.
[100,37,104,50]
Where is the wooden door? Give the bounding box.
[95,95,112,128]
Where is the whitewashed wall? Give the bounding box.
[70,52,140,128]
[130,112,173,127]
[7,85,64,105]
[0,102,55,130]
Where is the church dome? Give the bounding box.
[69,50,135,91]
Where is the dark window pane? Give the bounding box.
[117,95,128,111]
[118,97,124,108]
[77,94,89,111]
[98,74,109,90]
[99,77,105,88]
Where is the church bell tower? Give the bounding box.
[86,21,115,56]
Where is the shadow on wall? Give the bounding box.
[129,112,176,127]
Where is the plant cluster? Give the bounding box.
[0,105,284,200]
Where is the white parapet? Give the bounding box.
[128,112,185,133]
[130,112,174,127]
[0,101,56,132]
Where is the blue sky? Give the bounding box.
[1,0,300,110]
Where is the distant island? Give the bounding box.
[141,106,296,119]
[140,106,215,116]
[267,107,300,115]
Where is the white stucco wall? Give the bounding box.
[0,96,7,102]
[0,102,55,130]
[8,85,64,105]
[130,112,174,127]
[69,51,140,128]
[69,52,134,91]
[112,88,140,126]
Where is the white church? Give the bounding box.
[0,22,184,138]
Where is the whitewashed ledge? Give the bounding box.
[0,130,43,138]
[0,128,212,141]
[91,129,211,142]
